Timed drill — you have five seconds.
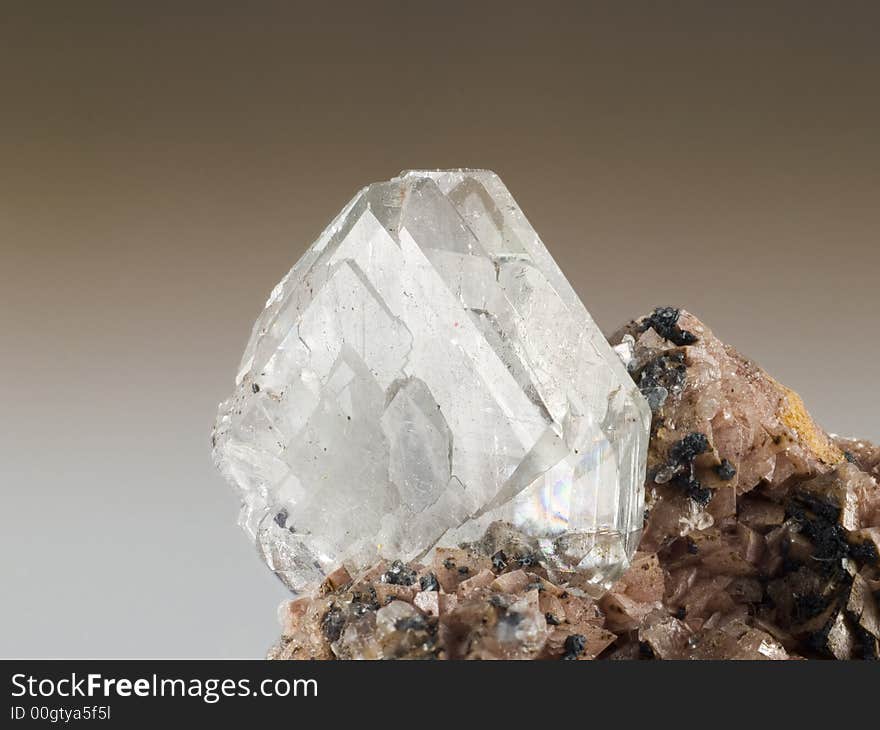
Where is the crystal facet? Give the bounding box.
[212,170,650,592]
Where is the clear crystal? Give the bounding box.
[212,170,650,592]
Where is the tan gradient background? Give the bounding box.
[1,4,878,657]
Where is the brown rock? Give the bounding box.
[600,591,656,632]
[610,308,843,539]
[456,568,496,596]
[558,591,603,626]
[599,552,664,631]
[539,592,566,625]
[613,552,665,603]
[738,496,786,530]
[374,583,415,606]
[490,569,530,594]
[319,565,352,594]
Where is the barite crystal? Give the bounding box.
[212,170,650,593]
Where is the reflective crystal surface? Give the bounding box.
[212,170,650,592]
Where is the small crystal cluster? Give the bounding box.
[268,522,617,660]
[213,170,649,594]
[268,308,880,660]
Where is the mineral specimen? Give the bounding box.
[212,170,650,594]
[267,308,880,660]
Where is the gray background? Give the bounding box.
[2,3,878,657]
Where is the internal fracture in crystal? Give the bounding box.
[212,170,650,593]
